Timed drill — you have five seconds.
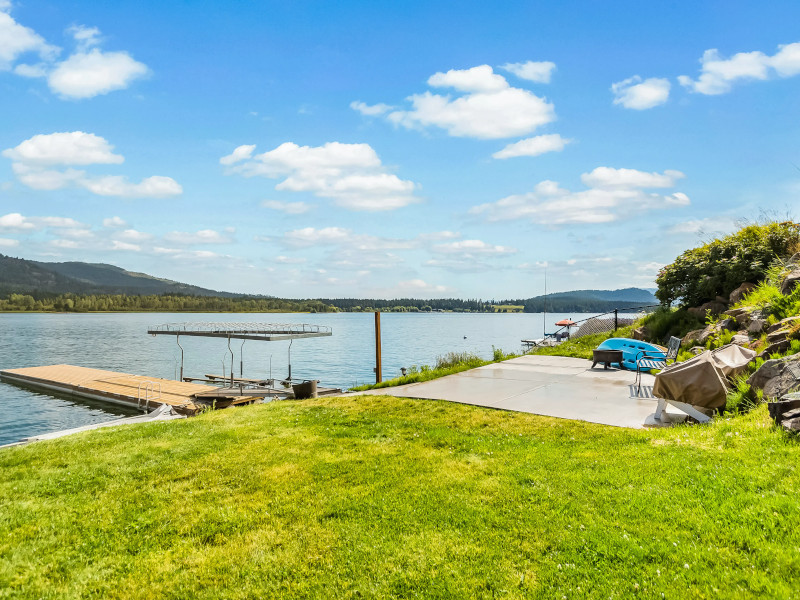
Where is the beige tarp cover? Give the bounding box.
[652,344,755,409]
[708,344,757,377]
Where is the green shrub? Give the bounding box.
[434,351,483,370]
[639,307,705,343]
[656,221,800,306]
[725,375,763,414]
[770,284,800,321]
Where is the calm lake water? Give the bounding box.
[0,311,595,445]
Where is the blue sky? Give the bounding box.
[1,0,799,299]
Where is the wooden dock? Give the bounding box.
[0,365,225,415]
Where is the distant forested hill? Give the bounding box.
[0,254,236,297]
[510,288,658,313]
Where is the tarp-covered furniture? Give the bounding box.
[635,336,681,393]
[652,344,756,423]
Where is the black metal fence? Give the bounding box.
[555,304,661,340]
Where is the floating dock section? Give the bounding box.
[0,365,223,415]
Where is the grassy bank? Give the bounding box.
[351,348,516,391]
[1,396,798,598]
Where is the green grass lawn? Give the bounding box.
[1,396,799,599]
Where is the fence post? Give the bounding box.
[614,309,618,332]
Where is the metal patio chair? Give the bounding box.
[634,336,681,394]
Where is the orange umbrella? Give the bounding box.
[555,319,576,327]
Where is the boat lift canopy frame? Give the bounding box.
[148,322,332,342]
[148,322,332,384]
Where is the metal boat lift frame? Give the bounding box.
[148,322,332,385]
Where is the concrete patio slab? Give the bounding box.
[364,355,685,429]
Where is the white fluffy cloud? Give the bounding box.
[81,175,182,198]
[0,212,87,232]
[469,167,690,225]
[499,60,556,83]
[3,132,182,198]
[0,212,36,230]
[103,216,127,228]
[48,48,149,99]
[0,237,19,247]
[492,134,570,159]
[2,131,123,165]
[219,144,255,166]
[432,239,516,256]
[679,42,800,95]
[611,76,670,109]
[0,8,57,70]
[361,64,555,139]
[111,240,141,252]
[349,101,393,116]
[222,141,417,211]
[1,8,148,99]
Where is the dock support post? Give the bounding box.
[614,309,618,332]
[375,311,382,383]
[227,336,234,386]
[176,335,184,382]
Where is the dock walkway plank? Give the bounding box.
[0,364,217,414]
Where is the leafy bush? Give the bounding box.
[769,284,800,321]
[639,307,705,343]
[725,375,763,414]
[656,221,800,307]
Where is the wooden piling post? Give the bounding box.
[375,311,382,383]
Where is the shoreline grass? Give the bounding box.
[350,348,518,391]
[1,395,798,598]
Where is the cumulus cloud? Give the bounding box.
[262,199,311,214]
[611,76,670,109]
[350,101,393,116]
[0,212,36,230]
[492,133,570,159]
[499,60,556,83]
[219,144,255,166]
[2,131,123,165]
[222,141,418,211]
[80,175,182,198]
[1,9,148,99]
[425,238,517,273]
[117,228,152,242]
[432,239,516,256]
[469,167,690,225]
[48,47,148,99]
[3,132,182,198]
[0,212,86,231]
[0,237,19,247]
[679,42,800,95]
[110,240,140,252]
[361,64,555,139]
[103,216,127,228]
[0,5,58,70]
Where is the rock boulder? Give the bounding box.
[780,269,800,296]
[748,355,800,399]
